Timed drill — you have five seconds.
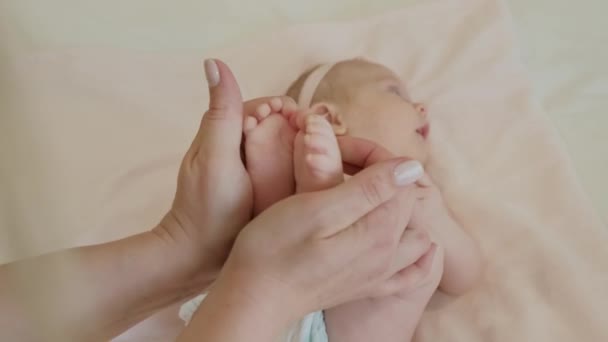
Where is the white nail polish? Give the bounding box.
[394,160,424,186]
[204,59,220,87]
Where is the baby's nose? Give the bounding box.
[414,103,427,117]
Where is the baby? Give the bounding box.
[241,58,482,341]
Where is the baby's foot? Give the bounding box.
[244,96,298,215]
[293,114,344,193]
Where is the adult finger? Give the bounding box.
[352,185,420,270]
[320,196,427,303]
[194,59,244,155]
[415,173,433,188]
[373,243,437,298]
[312,158,424,238]
[389,186,418,247]
[325,188,421,272]
[337,136,398,175]
[388,228,431,276]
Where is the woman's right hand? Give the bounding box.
[178,138,435,342]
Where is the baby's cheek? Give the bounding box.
[369,125,403,152]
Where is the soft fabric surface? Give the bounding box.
[3,0,607,340]
[4,0,606,221]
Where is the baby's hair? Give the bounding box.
[286,64,321,103]
[285,59,387,107]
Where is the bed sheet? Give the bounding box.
[2,1,606,221]
[0,1,605,341]
[1,1,605,263]
[508,0,607,223]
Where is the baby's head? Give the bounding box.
[286,59,430,163]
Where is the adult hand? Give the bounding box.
[179,137,432,341]
[155,59,288,287]
[0,59,285,341]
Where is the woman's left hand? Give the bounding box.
[0,59,296,341]
[155,59,277,287]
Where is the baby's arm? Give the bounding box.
[413,175,482,295]
[430,210,481,295]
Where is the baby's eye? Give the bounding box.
[387,85,408,100]
[388,85,402,96]
[386,83,412,102]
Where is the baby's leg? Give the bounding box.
[293,114,344,193]
[243,97,297,215]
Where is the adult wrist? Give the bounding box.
[215,264,296,328]
[147,220,216,295]
[178,264,295,342]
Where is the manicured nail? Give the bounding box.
[204,59,220,87]
[394,160,424,186]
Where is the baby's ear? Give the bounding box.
[309,102,348,135]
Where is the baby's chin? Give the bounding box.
[398,144,429,166]
[413,150,430,166]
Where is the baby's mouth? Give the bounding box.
[416,123,430,139]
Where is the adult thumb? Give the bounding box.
[195,59,244,153]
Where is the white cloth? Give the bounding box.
[179,295,328,342]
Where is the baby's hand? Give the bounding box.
[410,173,450,231]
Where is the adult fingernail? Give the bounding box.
[394,160,424,186]
[204,59,220,87]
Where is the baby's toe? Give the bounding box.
[305,115,336,139]
[282,97,298,115]
[306,153,336,175]
[255,103,272,120]
[243,116,258,133]
[269,97,283,112]
[294,114,344,193]
[304,133,332,155]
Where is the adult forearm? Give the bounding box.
[177,269,291,342]
[0,229,211,341]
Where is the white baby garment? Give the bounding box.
[179,295,328,342]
